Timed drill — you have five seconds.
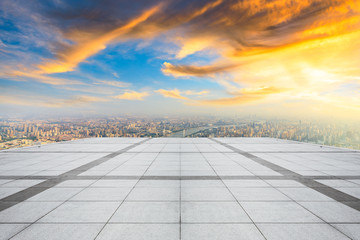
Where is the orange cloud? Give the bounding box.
[162,62,239,77]
[199,86,288,106]
[37,5,162,74]
[155,89,189,100]
[5,71,84,85]
[183,90,209,96]
[113,91,149,100]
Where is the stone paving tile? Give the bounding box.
[38,202,119,223]
[181,202,251,223]
[0,202,62,222]
[258,224,350,240]
[181,187,235,201]
[96,224,180,240]
[126,187,180,201]
[0,137,359,240]
[0,224,29,240]
[110,202,180,223]
[10,224,104,240]
[299,202,360,222]
[332,224,360,240]
[241,202,323,223]
[181,224,265,240]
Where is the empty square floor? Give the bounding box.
[0,137,359,240]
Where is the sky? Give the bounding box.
[0,0,359,120]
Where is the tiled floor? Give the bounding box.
[0,137,359,239]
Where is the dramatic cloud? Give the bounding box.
[0,0,359,118]
[199,86,288,106]
[161,62,240,77]
[155,89,189,100]
[37,4,162,74]
[113,91,149,100]
[3,71,84,86]
[183,90,209,96]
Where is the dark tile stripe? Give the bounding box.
[0,138,150,211]
[210,138,360,211]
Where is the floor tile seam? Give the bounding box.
[0,139,150,211]
[210,139,360,210]
[179,147,182,240]
[271,152,342,174]
[194,144,268,240]
[0,139,149,222]
[210,139,358,239]
[295,201,355,239]
[3,150,359,153]
[93,142,166,240]
[0,153,71,177]
[44,148,155,214]
[2,221,360,224]
[1,175,360,181]
[3,199,358,203]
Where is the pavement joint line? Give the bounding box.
[1,175,360,180]
[2,150,359,154]
[194,142,269,240]
[93,142,166,240]
[210,138,360,211]
[0,138,151,212]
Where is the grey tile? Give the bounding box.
[55,180,96,188]
[27,188,82,201]
[181,188,235,201]
[11,224,104,240]
[1,180,44,188]
[39,202,119,223]
[136,180,180,188]
[278,188,333,201]
[92,180,138,188]
[96,224,179,240]
[333,224,360,240]
[300,202,360,222]
[181,202,251,223]
[265,180,305,187]
[70,188,131,201]
[316,180,359,188]
[181,224,265,240]
[241,202,322,223]
[223,180,269,188]
[0,224,28,240]
[127,188,179,201]
[230,188,290,201]
[0,202,61,222]
[110,202,179,223]
[0,187,26,199]
[258,224,350,240]
[0,179,13,185]
[181,180,225,188]
[335,187,360,198]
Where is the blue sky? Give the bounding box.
[0,0,359,120]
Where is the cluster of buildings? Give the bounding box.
[0,117,207,149]
[0,117,359,150]
[192,121,360,149]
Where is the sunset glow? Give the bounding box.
[0,0,359,119]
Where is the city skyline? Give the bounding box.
[1,116,359,150]
[1,0,359,120]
